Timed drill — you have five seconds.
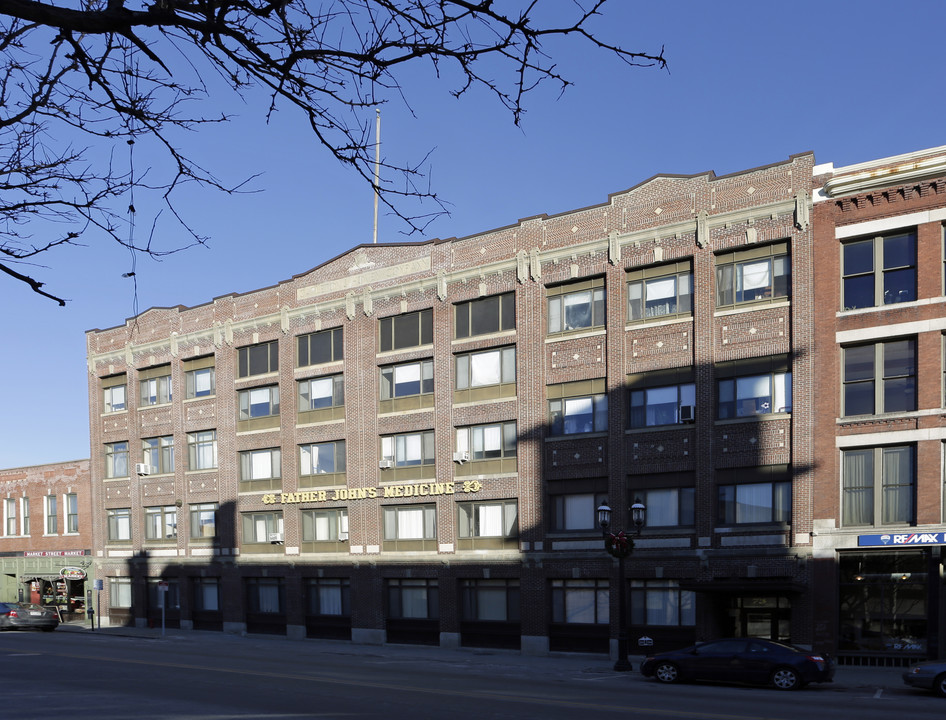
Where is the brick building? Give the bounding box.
[811,146,946,665]
[0,459,93,616]
[86,153,818,656]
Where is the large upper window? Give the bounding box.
[550,492,607,532]
[239,448,281,489]
[843,339,916,417]
[184,357,215,399]
[842,445,915,526]
[107,508,131,541]
[190,503,217,539]
[237,340,279,378]
[4,499,16,536]
[298,374,344,412]
[547,278,606,334]
[716,242,790,308]
[381,360,433,400]
[187,430,217,471]
[455,292,516,339]
[298,327,343,367]
[139,365,172,406]
[144,505,177,541]
[551,579,608,624]
[242,511,283,545]
[455,347,515,390]
[379,309,433,352]
[630,384,695,428]
[717,356,791,419]
[457,500,518,540]
[718,478,791,525]
[142,436,174,475]
[456,422,517,462]
[45,495,57,534]
[628,261,693,321]
[641,487,695,528]
[238,386,280,420]
[382,504,437,550]
[381,431,435,468]
[105,441,129,478]
[302,508,349,542]
[842,231,916,310]
[102,376,127,413]
[549,380,608,436]
[300,441,346,476]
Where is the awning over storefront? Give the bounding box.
[22,574,65,582]
[679,578,807,594]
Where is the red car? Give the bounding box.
[0,602,60,632]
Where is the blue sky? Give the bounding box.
[3,0,945,468]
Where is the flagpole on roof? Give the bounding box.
[373,108,380,244]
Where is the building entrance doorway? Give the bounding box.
[730,596,791,642]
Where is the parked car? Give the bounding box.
[0,602,60,632]
[640,638,835,690]
[903,660,946,697]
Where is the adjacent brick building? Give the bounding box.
[810,145,946,665]
[86,152,820,656]
[0,459,93,616]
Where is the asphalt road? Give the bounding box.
[0,628,940,719]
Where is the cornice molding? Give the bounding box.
[822,149,946,198]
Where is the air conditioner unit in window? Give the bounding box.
[679,405,695,423]
[452,451,470,464]
[379,459,393,470]
[135,463,152,476]
[268,532,284,544]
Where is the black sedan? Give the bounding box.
[903,660,946,697]
[0,602,60,632]
[640,638,835,690]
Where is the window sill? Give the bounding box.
[837,297,937,317]
[138,403,172,410]
[545,327,607,344]
[714,299,790,317]
[185,469,218,475]
[183,395,216,403]
[101,410,128,416]
[545,431,609,442]
[451,329,517,345]
[104,476,131,481]
[715,523,790,533]
[626,424,695,434]
[714,413,790,426]
[375,343,434,359]
[837,409,926,424]
[625,315,693,330]
[294,360,344,375]
[235,371,279,385]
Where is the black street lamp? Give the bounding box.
[597,497,646,672]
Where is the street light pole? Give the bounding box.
[598,497,646,672]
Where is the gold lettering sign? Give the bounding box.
[262,480,482,506]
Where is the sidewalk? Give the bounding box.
[57,620,910,692]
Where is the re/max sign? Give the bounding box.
[858,532,946,547]
[262,480,483,506]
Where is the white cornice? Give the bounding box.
[821,146,946,198]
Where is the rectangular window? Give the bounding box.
[547,278,606,334]
[549,394,608,435]
[641,487,695,527]
[718,481,791,524]
[193,577,220,611]
[246,577,284,614]
[381,431,435,468]
[842,445,915,526]
[45,495,57,534]
[382,504,436,541]
[843,339,916,417]
[297,327,343,367]
[142,436,174,475]
[306,578,351,616]
[107,508,131,541]
[238,385,280,420]
[380,360,434,400]
[628,262,693,321]
[379,309,433,352]
[631,580,695,626]
[105,441,129,478]
[550,492,607,532]
[184,357,216,399]
[551,579,609,624]
[241,511,283,544]
[237,340,279,378]
[65,493,78,534]
[718,372,791,419]
[148,578,180,611]
[455,347,516,390]
[21,498,29,536]
[109,578,133,608]
[302,508,349,542]
[457,500,518,539]
[456,422,517,461]
[189,503,217,539]
[387,578,439,619]
[300,441,346,476]
[239,448,281,489]
[460,579,520,622]
[139,366,172,406]
[4,498,16,536]
[842,231,916,310]
[455,292,516,339]
[144,505,177,541]
[298,374,344,411]
[716,242,790,308]
[102,378,127,413]
[187,430,217,471]
[630,383,696,428]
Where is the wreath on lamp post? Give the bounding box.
[605,530,633,559]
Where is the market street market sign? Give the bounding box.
[858,532,946,546]
[263,480,483,506]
